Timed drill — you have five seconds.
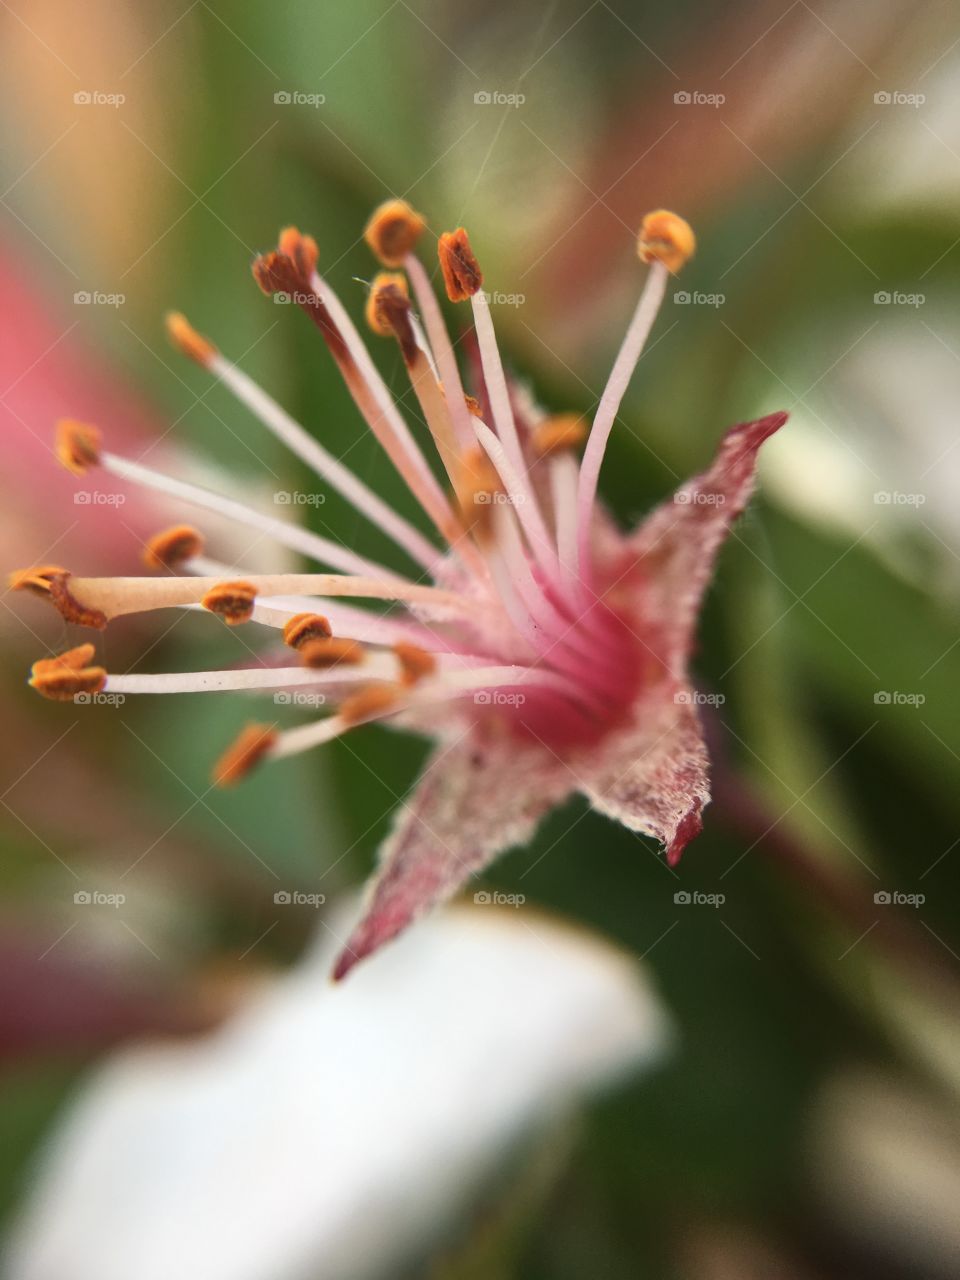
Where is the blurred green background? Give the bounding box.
[2,1,960,1276]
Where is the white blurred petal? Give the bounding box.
[6,901,670,1280]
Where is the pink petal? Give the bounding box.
[332,735,574,980]
[579,688,710,866]
[626,411,787,671]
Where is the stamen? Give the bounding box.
[105,660,395,696]
[44,573,482,626]
[282,612,332,649]
[473,420,559,577]
[372,278,465,499]
[637,210,696,274]
[198,338,441,574]
[404,253,477,452]
[576,211,692,578]
[299,636,365,669]
[364,200,426,267]
[165,312,217,368]
[91,442,398,580]
[255,242,477,571]
[392,641,436,685]
[143,524,204,571]
[55,420,100,475]
[439,233,557,576]
[201,580,257,625]
[29,645,106,702]
[212,723,278,787]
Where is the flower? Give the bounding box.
[5,899,670,1280]
[10,203,786,980]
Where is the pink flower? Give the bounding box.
[12,205,786,980]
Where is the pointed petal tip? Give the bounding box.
[665,808,704,866]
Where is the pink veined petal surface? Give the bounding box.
[579,687,710,867]
[333,734,575,980]
[624,411,787,673]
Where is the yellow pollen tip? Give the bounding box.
[438,228,483,302]
[29,645,107,702]
[55,419,101,475]
[143,524,205,571]
[282,612,333,650]
[212,723,277,787]
[9,565,69,597]
[637,210,696,273]
[531,414,587,459]
[363,199,426,267]
[456,446,502,534]
[464,394,483,418]
[365,273,409,337]
[338,682,403,726]
[277,226,319,280]
[392,642,436,686]
[165,312,217,366]
[299,636,365,669]
[201,580,257,625]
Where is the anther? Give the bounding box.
[165,313,217,366]
[201,580,257,625]
[143,524,205,571]
[55,420,101,475]
[437,228,483,302]
[338,682,402,726]
[282,612,333,650]
[29,645,107,702]
[637,210,696,273]
[365,272,409,337]
[212,723,278,786]
[277,227,319,281]
[531,414,587,459]
[392,642,436,686]
[364,199,426,267]
[299,636,365,669]
[8,565,69,598]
